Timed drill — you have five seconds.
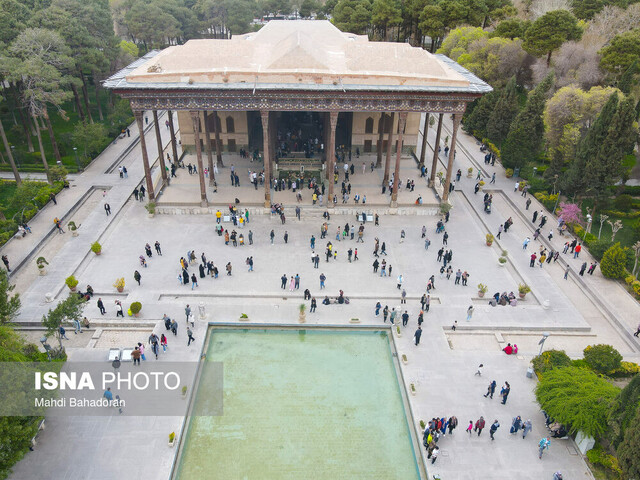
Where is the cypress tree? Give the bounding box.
[584,96,636,203]
[462,90,499,139]
[486,77,519,146]
[564,93,619,195]
[501,73,554,169]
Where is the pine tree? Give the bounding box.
[564,93,619,195]
[501,73,554,169]
[486,77,519,146]
[462,90,499,139]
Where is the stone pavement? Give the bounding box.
[8,111,640,480]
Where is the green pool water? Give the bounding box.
[175,328,422,480]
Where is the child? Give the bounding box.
[466,421,473,435]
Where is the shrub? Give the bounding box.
[618,407,640,479]
[533,192,558,211]
[113,278,125,289]
[91,242,102,254]
[609,375,640,448]
[486,233,494,243]
[65,275,78,289]
[145,202,156,214]
[614,194,634,212]
[583,344,623,374]
[477,283,488,293]
[129,302,142,314]
[625,275,636,285]
[571,358,590,369]
[587,443,623,476]
[518,283,531,294]
[505,168,514,178]
[600,243,628,279]
[535,366,620,438]
[589,239,614,260]
[610,361,640,378]
[532,349,572,374]
[632,281,640,297]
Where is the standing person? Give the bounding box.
[131,346,141,365]
[161,333,168,352]
[104,203,111,216]
[1,255,10,272]
[319,273,326,289]
[466,421,473,435]
[134,270,141,286]
[414,326,422,345]
[430,446,439,464]
[474,416,485,436]
[187,327,195,346]
[522,419,532,439]
[155,241,162,255]
[115,301,124,317]
[538,437,550,459]
[138,343,146,361]
[489,420,500,440]
[310,297,317,312]
[466,305,474,321]
[191,273,198,289]
[185,305,191,324]
[270,229,275,244]
[97,298,106,315]
[501,381,511,405]
[564,265,570,280]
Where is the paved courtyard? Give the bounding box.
[4,112,640,480]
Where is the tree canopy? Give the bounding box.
[535,366,620,438]
[523,9,582,65]
[599,28,640,76]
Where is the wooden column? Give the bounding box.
[383,112,395,184]
[442,114,461,202]
[168,110,179,167]
[212,111,224,167]
[376,112,385,168]
[391,112,407,206]
[327,111,338,206]
[430,113,444,187]
[190,111,208,207]
[134,111,155,201]
[152,110,167,184]
[419,113,430,166]
[260,110,271,207]
[203,111,215,185]
[324,113,331,180]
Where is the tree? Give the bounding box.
[558,202,582,224]
[523,9,582,66]
[0,269,20,326]
[299,0,318,17]
[584,97,637,203]
[486,77,519,146]
[0,0,31,45]
[124,1,181,48]
[6,28,74,176]
[617,406,640,479]
[531,349,572,374]
[71,122,108,162]
[463,90,499,138]
[600,242,628,279]
[564,92,619,195]
[609,374,640,448]
[501,72,553,168]
[0,98,21,185]
[583,344,623,374]
[571,0,605,20]
[454,36,528,87]
[371,0,401,40]
[333,0,372,34]
[618,59,639,94]
[491,18,530,39]
[41,295,86,350]
[419,4,446,51]
[535,366,620,438]
[437,26,487,59]
[599,28,640,77]
[632,241,640,276]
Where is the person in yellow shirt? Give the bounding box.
[216,210,222,224]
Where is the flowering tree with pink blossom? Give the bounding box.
[559,203,582,225]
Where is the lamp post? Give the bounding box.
[538,332,550,357]
[73,147,82,172]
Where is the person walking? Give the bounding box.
[320,273,326,289]
[522,419,533,439]
[115,301,124,317]
[281,274,287,289]
[134,270,141,286]
[185,305,191,324]
[161,334,168,352]
[155,241,162,255]
[466,421,473,435]
[104,203,111,216]
[414,326,422,345]
[97,298,106,315]
[489,420,500,440]
[474,416,485,436]
[466,305,474,321]
[501,382,511,405]
[59,325,69,340]
[538,437,550,459]
[484,380,497,398]
[187,327,195,346]
[475,363,483,376]
[430,446,439,464]
[270,229,275,244]
[131,346,141,365]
